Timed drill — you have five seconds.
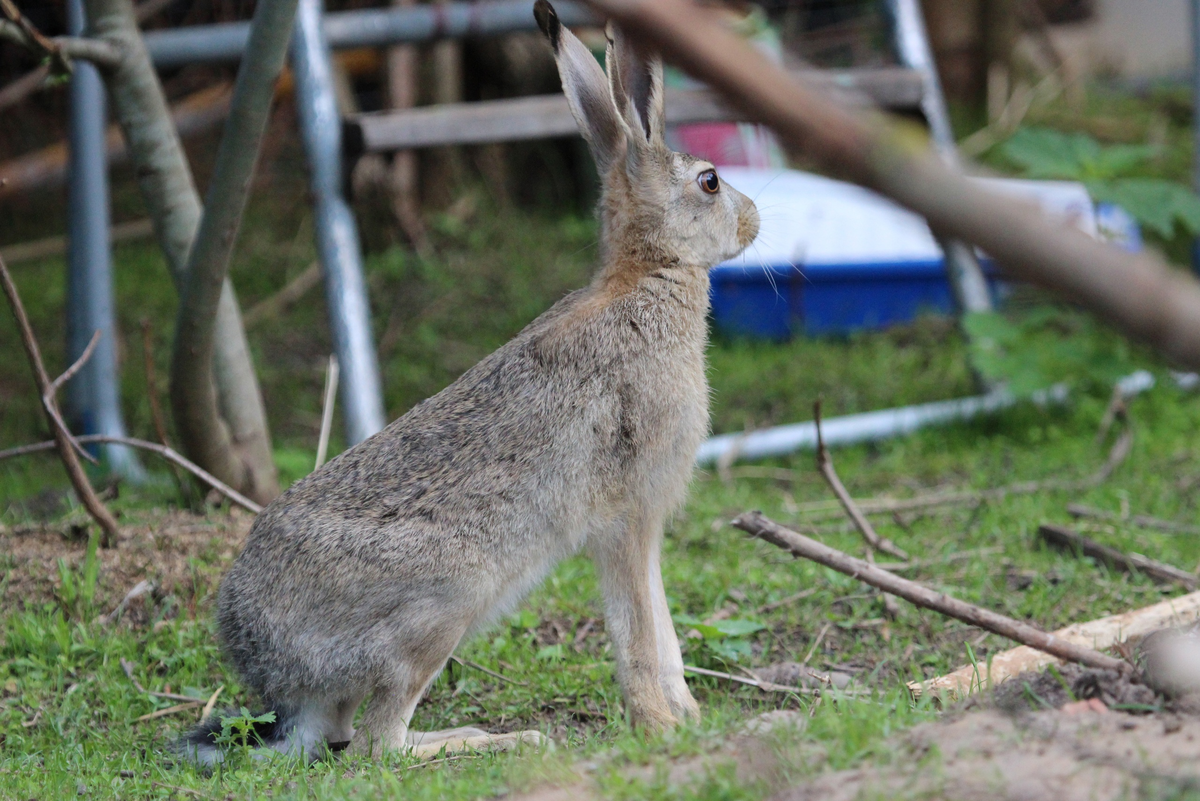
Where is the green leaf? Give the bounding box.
[708,619,766,637]
[535,644,564,662]
[1093,178,1200,238]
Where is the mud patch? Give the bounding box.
[0,509,252,618]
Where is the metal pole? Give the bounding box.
[292,0,387,447]
[143,0,597,67]
[887,0,994,314]
[1193,0,1200,274]
[66,0,142,478]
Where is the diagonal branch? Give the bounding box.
[0,255,119,546]
[813,400,909,561]
[732,511,1132,675]
[0,434,263,515]
[43,329,102,466]
[0,19,119,69]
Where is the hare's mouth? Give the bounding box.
[737,206,761,249]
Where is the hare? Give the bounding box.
[183,0,758,765]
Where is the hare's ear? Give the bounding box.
[535,0,624,174]
[605,24,665,149]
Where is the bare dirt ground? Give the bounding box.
[516,667,1200,801]
[0,507,252,617]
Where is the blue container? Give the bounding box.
[709,260,1003,339]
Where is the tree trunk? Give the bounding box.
[169,0,299,505]
[85,0,280,503]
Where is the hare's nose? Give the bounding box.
[737,201,760,247]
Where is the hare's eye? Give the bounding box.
[698,170,720,194]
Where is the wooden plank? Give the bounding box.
[910,589,1200,701]
[349,67,924,153]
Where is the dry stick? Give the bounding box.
[813,400,909,561]
[242,261,322,328]
[43,328,103,466]
[135,700,203,722]
[1066,504,1200,537]
[682,664,806,694]
[449,656,528,687]
[139,319,172,450]
[0,435,262,514]
[0,256,119,546]
[733,511,1132,674]
[1038,524,1198,590]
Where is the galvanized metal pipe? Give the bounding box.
[695,371,1156,466]
[886,0,993,315]
[292,0,386,446]
[145,0,596,68]
[65,0,142,478]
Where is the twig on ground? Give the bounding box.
[733,511,1133,674]
[0,434,262,514]
[1038,524,1198,590]
[755,587,819,614]
[449,656,528,687]
[99,579,153,625]
[874,546,1005,573]
[150,783,213,800]
[315,355,339,470]
[801,621,832,666]
[120,657,206,703]
[0,255,119,546]
[1066,504,1200,537]
[682,664,809,694]
[200,685,224,722]
[135,700,203,721]
[793,425,1134,524]
[813,400,909,561]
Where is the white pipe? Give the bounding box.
[696,370,1156,467]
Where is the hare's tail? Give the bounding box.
[175,706,302,766]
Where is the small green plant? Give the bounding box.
[213,707,276,750]
[56,530,101,620]
[964,307,1138,398]
[1000,126,1200,239]
[674,615,765,665]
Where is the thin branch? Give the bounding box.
[0,19,120,69]
[733,511,1132,675]
[139,319,172,449]
[243,261,322,327]
[813,400,909,561]
[0,435,263,515]
[0,64,48,114]
[682,664,807,694]
[0,255,119,547]
[1038,524,1198,590]
[449,656,528,687]
[1066,504,1200,537]
[42,329,103,466]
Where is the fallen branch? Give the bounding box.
[0,435,263,515]
[120,657,209,704]
[314,355,339,470]
[913,589,1200,700]
[135,700,203,722]
[0,255,119,547]
[813,401,908,561]
[1066,504,1200,537]
[449,656,528,687]
[1038,524,1197,590]
[682,664,808,694]
[732,511,1131,674]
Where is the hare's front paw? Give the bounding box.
[663,681,700,723]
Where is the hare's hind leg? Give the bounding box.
[408,727,548,758]
[590,517,676,732]
[348,663,443,758]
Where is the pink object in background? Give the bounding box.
[671,121,783,168]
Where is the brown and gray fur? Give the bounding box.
[184,0,759,764]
